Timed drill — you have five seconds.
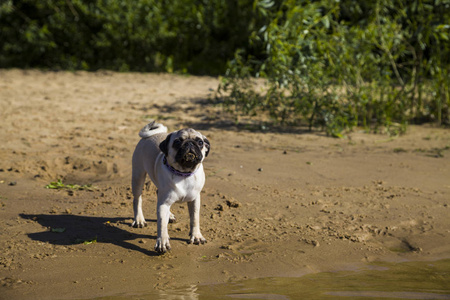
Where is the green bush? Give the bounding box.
[0,0,260,74]
[219,0,450,135]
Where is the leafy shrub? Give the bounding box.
[219,0,450,135]
[0,0,261,74]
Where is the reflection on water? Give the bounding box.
[95,259,450,299]
[95,284,200,300]
[203,259,450,300]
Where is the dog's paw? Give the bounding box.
[189,234,207,245]
[154,237,171,253]
[168,212,177,223]
[132,219,147,228]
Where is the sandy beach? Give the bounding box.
[0,69,449,299]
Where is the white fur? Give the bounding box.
[138,121,168,138]
[131,122,208,253]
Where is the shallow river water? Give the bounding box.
[97,259,450,299]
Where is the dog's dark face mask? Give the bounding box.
[173,137,204,169]
[159,129,210,172]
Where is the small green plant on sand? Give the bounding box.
[74,237,97,245]
[45,179,96,191]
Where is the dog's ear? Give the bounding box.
[203,136,210,157]
[159,133,172,156]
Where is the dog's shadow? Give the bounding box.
[19,214,186,256]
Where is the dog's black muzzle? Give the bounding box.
[175,140,203,169]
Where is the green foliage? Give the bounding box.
[219,0,450,135]
[45,179,96,191]
[74,237,97,245]
[0,0,259,74]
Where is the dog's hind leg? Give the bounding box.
[155,189,176,223]
[168,211,176,223]
[131,165,147,228]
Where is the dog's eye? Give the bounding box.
[173,138,182,149]
[197,140,204,147]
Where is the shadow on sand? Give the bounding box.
[149,97,317,135]
[19,214,187,256]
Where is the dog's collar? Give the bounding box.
[163,156,197,177]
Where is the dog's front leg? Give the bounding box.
[155,201,171,253]
[188,197,206,245]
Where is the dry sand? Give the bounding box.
[0,69,449,299]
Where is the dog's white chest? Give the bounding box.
[172,174,204,203]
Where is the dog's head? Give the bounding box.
[159,128,210,172]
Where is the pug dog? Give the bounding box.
[131,121,210,253]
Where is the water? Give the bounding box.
[96,259,450,299]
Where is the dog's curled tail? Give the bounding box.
[139,121,168,138]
